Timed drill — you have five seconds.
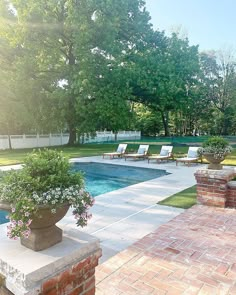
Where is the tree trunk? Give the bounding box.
[7,127,12,150]
[222,115,228,135]
[8,134,12,150]
[160,111,170,136]
[114,132,118,141]
[68,127,76,145]
[67,46,77,146]
[67,94,77,146]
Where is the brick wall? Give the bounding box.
[226,181,236,208]
[0,249,102,295]
[195,169,235,208]
[40,249,102,295]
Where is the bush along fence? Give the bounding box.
[0,131,141,150]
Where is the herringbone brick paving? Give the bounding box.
[96,205,236,294]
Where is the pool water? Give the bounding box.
[72,162,170,197]
[0,162,170,224]
[0,210,8,224]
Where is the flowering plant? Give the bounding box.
[0,149,94,239]
[197,136,232,159]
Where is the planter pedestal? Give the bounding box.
[203,153,225,170]
[21,225,63,252]
[0,224,101,295]
[195,168,235,207]
[21,204,70,251]
[0,202,70,251]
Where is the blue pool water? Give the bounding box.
[0,210,8,224]
[72,162,169,197]
[0,162,169,224]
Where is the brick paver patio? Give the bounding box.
[96,205,236,295]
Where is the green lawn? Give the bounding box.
[158,185,197,209]
[1,143,236,166]
[2,144,234,210]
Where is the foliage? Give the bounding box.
[133,103,163,136]
[130,31,200,136]
[198,136,233,159]
[199,50,236,135]
[0,0,151,143]
[1,0,236,139]
[0,149,94,239]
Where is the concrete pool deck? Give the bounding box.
[60,156,204,263]
[0,157,206,263]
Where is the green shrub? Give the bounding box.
[198,136,232,159]
[0,149,94,239]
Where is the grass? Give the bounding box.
[1,143,236,166]
[2,143,233,209]
[0,144,117,165]
[158,185,197,209]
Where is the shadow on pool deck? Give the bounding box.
[96,205,236,295]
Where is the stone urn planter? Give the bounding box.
[198,136,233,170]
[203,153,226,170]
[0,149,94,252]
[21,203,70,251]
[0,201,70,251]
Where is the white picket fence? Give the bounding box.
[81,131,141,143]
[0,131,141,150]
[0,134,70,150]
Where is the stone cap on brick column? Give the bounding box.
[0,223,100,295]
[227,180,236,188]
[194,168,235,181]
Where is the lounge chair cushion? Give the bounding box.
[117,147,124,153]
[160,149,169,156]
[188,150,198,158]
[138,148,146,155]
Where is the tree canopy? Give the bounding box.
[0,0,236,142]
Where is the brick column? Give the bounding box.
[194,168,235,207]
[227,181,236,209]
[40,249,101,295]
[0,225,101,295]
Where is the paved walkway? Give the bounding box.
[96,205,236,295]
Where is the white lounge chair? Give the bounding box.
[124,145,149,161]
[148,145,173,163]
[176,146,200,166]
[103,144,127,159]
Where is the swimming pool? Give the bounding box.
[0,162,170,224]
[72,162,169,196]
[0,210,8,224]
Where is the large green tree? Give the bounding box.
[0,0,151,144]
[199,50,236,135]
[130,32,200,136]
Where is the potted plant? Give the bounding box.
[198,136,232,170]
[0,149,94,251]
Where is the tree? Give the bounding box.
[133,103,163,136]
[130,31,200,136]
[200,50,236,135]
[0,0,151,144]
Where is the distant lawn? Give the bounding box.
[0,143,236,166]
[0,144,116,166]
[0,143,146,166]
[158,185,197,209]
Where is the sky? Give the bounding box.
[145,0,236,51]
